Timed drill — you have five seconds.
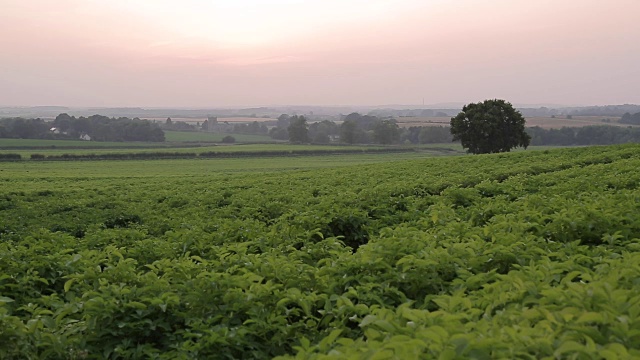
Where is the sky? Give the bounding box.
[1,0,639,107]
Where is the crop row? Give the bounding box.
[0,144,639,358]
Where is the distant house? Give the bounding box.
[79,134,91,141]
[50,127,69,135]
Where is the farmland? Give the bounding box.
[163,131,275,143]
[0,151,449,177]
[0,132,277,152]
[396,115,632,129]
[0,136,464,160]
[0,143,458,160]
[1,144,640,358]
[143,117,277,125]
[0,138,164,149]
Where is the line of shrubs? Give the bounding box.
[24,148,416,161]
[199,148,414,158]
[0,153,21,161]
[29,152,197,161]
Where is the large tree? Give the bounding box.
[53,113,73,132]
[450,99,530,154]
[340,119,359,144]
[287,115,309,143]
[620,112,640,125]
[372,119,400,144]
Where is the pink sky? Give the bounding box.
[1,0,639,107]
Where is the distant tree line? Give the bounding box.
[53,114,165,142]
[339,113,399,144]
[567,105,640,117]
[403,126,454,144]
[232,121,268,135]
[0,114,165,142]
[162,117,197,131]
[198,117,268,135]
[619,112,640,125]
[269,113,455,145]
[527,125,640,146]
[267,112,640,146]
[0,118,51,139]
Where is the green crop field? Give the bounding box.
[1,144,640,358]
[0,143,461,159]
[0,152,446,177]
[163,131,276,143]
[0,132,276,150]
[0,138,164,149]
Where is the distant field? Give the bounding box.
[396,115,630,129]
[0,143,446,158]
[164,131,275,143]
[217,117,276,123]
[143,117,201,124]
[0,138,162,149]
[144,117,276,124]
[0,151,456,177]
[523,116,631,129]
[395,116,451,128]
[0,132,278,152]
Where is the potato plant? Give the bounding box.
[1,144,640,359]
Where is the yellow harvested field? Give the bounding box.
[395,117,451,128]
[521,116,628,129]
[216,117,276,123]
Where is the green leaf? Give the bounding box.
[554,341,586,356]
[299,337,310,350]
[64,278,76,292]
[370,349,395,360]
[438,349,456,360]
[40,316,55,329]
[126,301,147,310]
[319,329,343,349]
[373,319,395,333]
[576,312,605,324]
[360,315,377,327]
[599,350,619,360]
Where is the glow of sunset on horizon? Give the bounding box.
[1,0,639,107]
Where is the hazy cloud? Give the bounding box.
[1,0,639,106]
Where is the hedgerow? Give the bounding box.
[24,147,415,161]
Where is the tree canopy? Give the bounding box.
[620,112,640,125]
[339,119,360,144]
[372,119,400,144]
[450,99,530,154]
[287,115,309,143]
[0,114,165,142]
